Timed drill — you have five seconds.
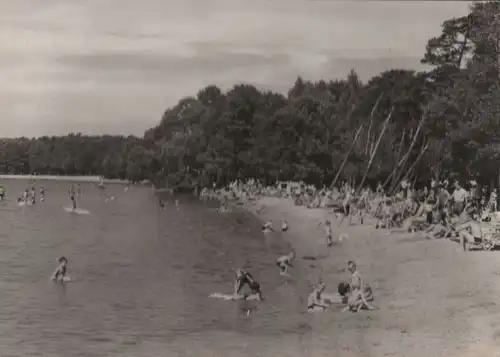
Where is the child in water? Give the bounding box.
[51,257,68,282]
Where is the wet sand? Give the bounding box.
[244,196,500,357]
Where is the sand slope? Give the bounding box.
[246,196,500,357]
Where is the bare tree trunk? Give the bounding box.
[382,130,406,188]
[385,109,429,190]
[365,92,384,155]
[398,142,430,190]
[330,125,363,189]
[357,107,394,194]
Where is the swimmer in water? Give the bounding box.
[234,268,263,300]
[51,256,68,282]
[276,252,295,275]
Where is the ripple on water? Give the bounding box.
[0,182,311,356]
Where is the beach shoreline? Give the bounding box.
[241,196,500,357]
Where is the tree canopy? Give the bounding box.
[2,2,500,189]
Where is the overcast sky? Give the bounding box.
[0,0,470,138]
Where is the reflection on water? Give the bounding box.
[0,180,312,356]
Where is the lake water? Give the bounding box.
[0,180,317,357]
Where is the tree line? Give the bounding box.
[1,2,500,190]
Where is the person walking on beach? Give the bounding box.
[451,181,468,216]
[276,252,294,275]
[317,219,333,247]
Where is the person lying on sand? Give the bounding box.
[276,252,295,275]
[234,268,263,300]
[342,261,375,312]
[307,282,331,312]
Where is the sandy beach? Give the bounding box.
[245,196,500,357]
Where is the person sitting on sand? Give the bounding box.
[343,261,375,312]
[307,282,331,312]
[51,257,68,282]
[234,268,262,300]
[276,252,294,275]
[281,220,288,232]
[455,211,483,251]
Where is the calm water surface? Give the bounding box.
[0,180,317,357]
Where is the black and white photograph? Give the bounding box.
[0,0,498,356]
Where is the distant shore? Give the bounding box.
[0,174,129,184]
[242,196,500,357]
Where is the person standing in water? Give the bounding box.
[158,197,165,210]
[234,268,263,300]
[0,185,5,200]
[69,186,77,210]
[175,199,180,210]
[51,257,68,282]
[40,186,45,202]
[30,185,36,205]
[23,189,29,204]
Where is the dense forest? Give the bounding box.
[2,2,500,190]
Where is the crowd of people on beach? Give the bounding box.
[199,176,500,313]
